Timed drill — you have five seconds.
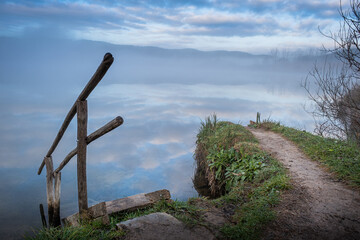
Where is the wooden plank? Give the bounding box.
[62,189,171,226]
[53,172,61,227]
[45,157,54,227]
[39,204,47,228]
[145,189,171,202]
[62,202,108,227]
[38,53,114,175]
[105,189,171,215]
[77,100,88,214]
[105,193,149,215]
[53,116,124,174]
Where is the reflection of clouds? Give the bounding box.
[162,154,198,200]
[92,82,312,126]
[139,143,171,169]
[0,81,313,169]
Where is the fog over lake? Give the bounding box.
[0,36,323,239]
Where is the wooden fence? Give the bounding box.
[37,53,123,227]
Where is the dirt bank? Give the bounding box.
[249,128,360,240]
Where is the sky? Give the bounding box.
[0,0,345,53]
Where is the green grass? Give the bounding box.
[25,220,125,240]
[195,115,261,197]
[216,152,289,240]
[194,114,290,239]
[257,120,360,187]
[27,200,202,240]
[109,199,203,227]
[196,114,257,150]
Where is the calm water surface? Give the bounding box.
[0,38,319,239]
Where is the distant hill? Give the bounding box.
[0,36,331,91]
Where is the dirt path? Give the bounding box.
[248,128,360,240]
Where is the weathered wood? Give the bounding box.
[62,202,108,227]
[86,116,123,143]
[39,204,47,228]
[53,172,61,227]
[45,157,54,227]
[53,116,124,174]
[78,53,114,101]
[106,189,171,214]
[77,100,88,214]
[54,148,77,175]
[38,53,114,175]
[62,189,171,226]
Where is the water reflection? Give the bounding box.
[0,38,320,239]
[0,83,313,239]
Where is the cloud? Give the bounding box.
[0,0,343,52]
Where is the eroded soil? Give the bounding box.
[249,128,360,240]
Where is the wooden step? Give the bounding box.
[63,189,171,226]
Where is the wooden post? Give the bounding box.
[45,156,54,227]
[39,204,47,228]
[77,100,88,215]
[256,112,261,124]
[53,172,61,227]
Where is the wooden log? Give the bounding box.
[53,172,61,227]
[62,202,108,227]
[45,157,54,227]
[38,53,114,175]
[54,148,77,175]
[77,100,88,214]
[86,116,123,143]
[53,116,123,174]
[105,189,171,214]
[39,204,47,228]
[62,189,171,226]
[78,53,114,101]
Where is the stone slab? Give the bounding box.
[117,212,215,240]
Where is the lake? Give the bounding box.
[0,37,320,239]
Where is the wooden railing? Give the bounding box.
[38,53,123,227]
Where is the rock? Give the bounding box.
[117,212,215,240]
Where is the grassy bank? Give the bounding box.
[257,121,360,188]
[193,115,290,239]
[28,116,290,240]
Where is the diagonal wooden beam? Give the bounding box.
[53,116,123,175]
[38,53,114,175]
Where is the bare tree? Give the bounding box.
[303,0,360,142]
